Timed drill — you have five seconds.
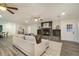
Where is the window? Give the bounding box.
[67,24,73,32]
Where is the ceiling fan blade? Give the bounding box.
[7,7,18,10]
[7,9,15,14]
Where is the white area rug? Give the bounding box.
[43,41,62,56]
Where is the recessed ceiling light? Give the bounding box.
[35,19,38,21]
[0,15,2,18]
[61,12,65,15]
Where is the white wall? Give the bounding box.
[77,20,79,43]
[16,24,28,34]
[26,23,39,35]
[0,21,26,35]
[53,20,61,29]
[3,23,16,35]
[0,22,16,35]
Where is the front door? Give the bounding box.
[61,20,77,42]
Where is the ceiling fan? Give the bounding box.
[31,16,43,21]
[0,3,18,14]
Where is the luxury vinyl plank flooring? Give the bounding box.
[0,37,79,56]
[60,41,79,56]
[0,37,25,56]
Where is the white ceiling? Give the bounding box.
[0,3,79,25]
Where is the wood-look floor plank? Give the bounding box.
[1,37,79,56]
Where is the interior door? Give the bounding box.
[61,20,77,42]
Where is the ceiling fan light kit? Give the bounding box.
[0,3,18,14]
[0,6,6,11]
